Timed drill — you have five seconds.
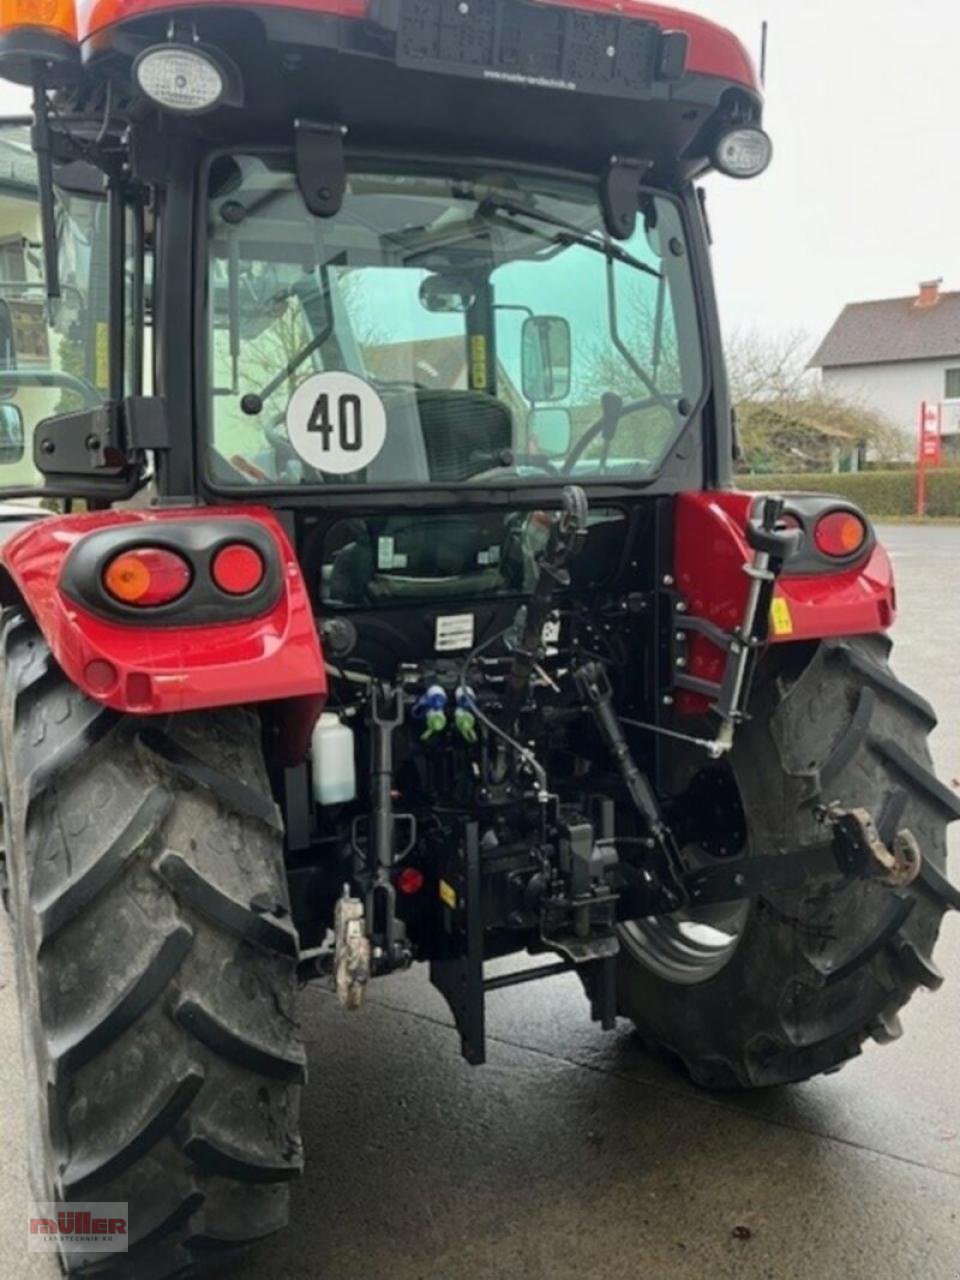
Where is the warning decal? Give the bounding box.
[435,613,475,652]
[286,372,387,475]
[769,596,794,637]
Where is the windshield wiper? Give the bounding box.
[236,275,334,415]
[477,195,661,279]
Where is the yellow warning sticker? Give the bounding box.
[95,322,109,391]
[439,879,458,910]
[770,596,794,637]
[469,335,487,390]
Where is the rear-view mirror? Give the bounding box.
[0,402,24,464]
[521,314,571,402]
[419,272,476,314]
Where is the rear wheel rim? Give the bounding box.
[619,898,750,985]
[618,762,750,985]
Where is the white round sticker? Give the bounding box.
[285,372,387,475]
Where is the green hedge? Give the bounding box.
[736,468,960,518]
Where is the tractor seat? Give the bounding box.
[413,388,513,483]
[367,387,511,485]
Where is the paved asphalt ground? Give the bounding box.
[1,523,959,1280]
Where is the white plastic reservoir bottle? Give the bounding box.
[311,713,357,805]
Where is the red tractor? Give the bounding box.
[0,0,955,1273]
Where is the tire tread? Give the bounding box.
[0,616,302,1279]
[615,632,951,1090]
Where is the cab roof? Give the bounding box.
[77,0,760,92]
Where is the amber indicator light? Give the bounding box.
[103,547,192,606]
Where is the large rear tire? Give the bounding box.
[1,613,305,1276]
[615,635,958,1089]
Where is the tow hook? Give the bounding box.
[333,885,371,1009]
[825,805,922,888]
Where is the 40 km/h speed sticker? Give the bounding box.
[286,372,387,475]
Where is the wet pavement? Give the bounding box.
[2,523,959,1280]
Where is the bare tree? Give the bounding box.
[724,325,815,403]
[580,290,682,404]
[726,329,910,472]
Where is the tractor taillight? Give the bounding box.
[211,543,265,595]
[396,867,425,896]
[103,547,192,606]
[814,512,868,559]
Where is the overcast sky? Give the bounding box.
[695,0,960,347]
[0,0,953,351]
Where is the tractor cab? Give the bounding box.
[0,0,771,508]
[0,6,950,1279]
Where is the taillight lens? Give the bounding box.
[103,547,192,605]
[814,511,868,558]
[211,543,265,595]
[396,867,425,896]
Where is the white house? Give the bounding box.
[810,279,960,458]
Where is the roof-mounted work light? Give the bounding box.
[133,38,241,114]
[712,126,773,179]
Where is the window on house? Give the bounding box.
[945,368,960,401]
[0,236,28,285]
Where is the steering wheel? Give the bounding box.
[508,451,561,477]
[263,413,297,469]
[560,394,666,475]
[262,413,329,484]
[468,449,561,482]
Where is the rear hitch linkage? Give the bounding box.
[675,805,926,913]
[575,660,689,911]
[421,795,937,1067]
[575,660,928,920]
[308,490,960,1067]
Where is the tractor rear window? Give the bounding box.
[204,155,704,490]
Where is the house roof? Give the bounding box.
[810,291,960,370]
[363,337,469,388]
[362,337,526,414]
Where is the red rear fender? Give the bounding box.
[1,505,327,758]
[674,491,895,715]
